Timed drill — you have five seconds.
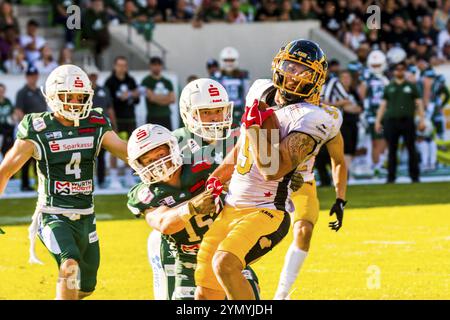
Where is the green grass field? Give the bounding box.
[1,182,449,300]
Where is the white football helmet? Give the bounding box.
[367,50,387,76]
[386,47,407,66]
[42,64,94,126]
[219,46,239,72]
[128,124,183,185]
[179,78,233,140]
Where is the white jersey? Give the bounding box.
[225,80,343,210]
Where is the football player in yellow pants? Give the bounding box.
[274,133,347,299]
[195,39,345,300]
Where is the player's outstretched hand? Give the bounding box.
[0,227,5,234]
[329,199,347,232]
[241,99,274,128]
[187,188,217,216]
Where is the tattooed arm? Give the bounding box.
[246,126,316,181]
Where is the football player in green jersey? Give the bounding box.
[129,79,260,300]
[358,50,389,176]
[127,123,221,300]
[0,64,128,300]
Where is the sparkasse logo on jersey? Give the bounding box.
[55,180,93,195]
[49,137,94,153]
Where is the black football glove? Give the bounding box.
[329,198,347,232]
[0,227,5,235]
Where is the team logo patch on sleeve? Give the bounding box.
[138,187,155,204]
[32,118,47,132]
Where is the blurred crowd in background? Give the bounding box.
[1,0,450,190]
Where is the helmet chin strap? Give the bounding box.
[280,90,304,105]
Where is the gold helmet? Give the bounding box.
[272,39,328,105]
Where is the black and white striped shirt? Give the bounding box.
[321,76,349,104]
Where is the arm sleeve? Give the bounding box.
[16,114,32,140]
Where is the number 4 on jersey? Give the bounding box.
[66,152,81,179]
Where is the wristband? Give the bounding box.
[336,198,347,207]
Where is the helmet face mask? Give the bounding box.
[184,103,233,140]
[55,91,93,123]
[128,125,183,185]
[272,40,327,105]
[180,78,234,141]
[135,144,180,184]
[43,64,94,126]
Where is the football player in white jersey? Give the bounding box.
[194,39,347,300]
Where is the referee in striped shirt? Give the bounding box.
[322,61,351,107]
[316,60,351,186]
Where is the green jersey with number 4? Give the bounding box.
[16,109,112,213]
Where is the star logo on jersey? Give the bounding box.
[264,191,273,197]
